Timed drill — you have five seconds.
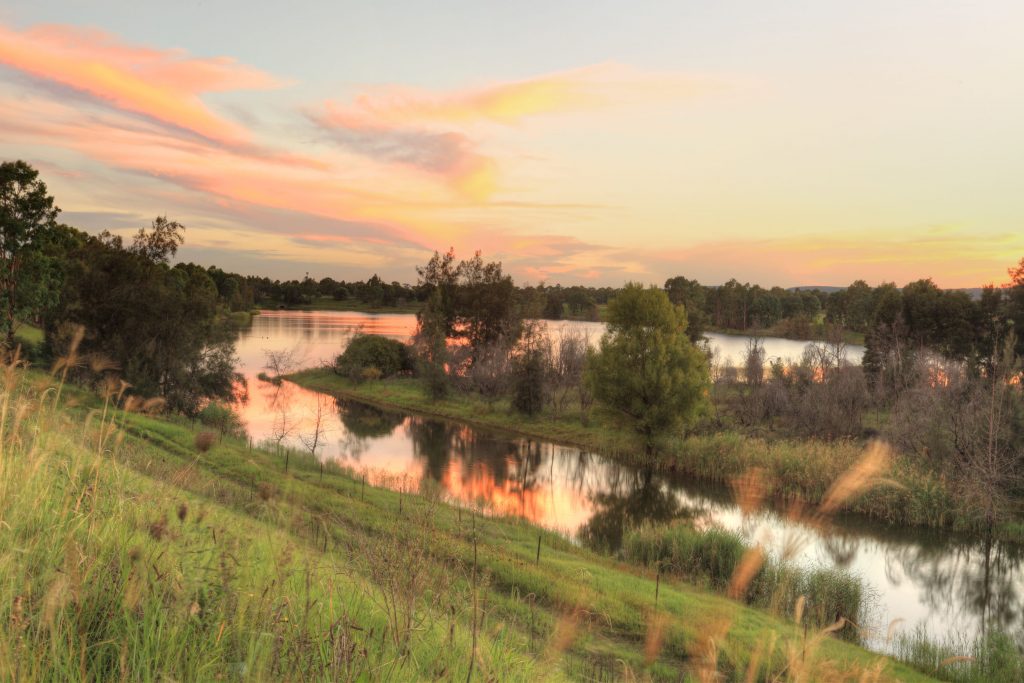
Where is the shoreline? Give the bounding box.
[285,368,983,537]
[252,302,861,346]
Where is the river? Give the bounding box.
[232,309,1022,652]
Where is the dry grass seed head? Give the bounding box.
[818,442,891,520]
[689,614,733,683]
[148,516,168,542]
[194,431,217,453]
[731,467,767,516]
[643,610,668,665]
[543,609,581,663]
[728,547,765,600]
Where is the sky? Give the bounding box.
[1,1,1022,288]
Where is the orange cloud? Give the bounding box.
[324,63,704,128]
[0,23,280,144]
[312,64,710,200]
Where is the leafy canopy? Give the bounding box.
[0,160,62,346]
[586,283,708,448]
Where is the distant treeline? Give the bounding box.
[4,159,1024,421]
[228,268,1024,363]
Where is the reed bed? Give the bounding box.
[621,522,867,639]
[891,626,1024,683]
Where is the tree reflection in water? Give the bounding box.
[334,398,405,463]
[879,532,1024,641]
[231,312,1024,648]
[319,394,1024,648]
[577,466,689,553]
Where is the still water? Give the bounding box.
[234,310,1021,651]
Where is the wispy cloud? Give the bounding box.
[322,64,707,127]
[308,116,497,199]
[0,22,281,145]
[309,64,708,200]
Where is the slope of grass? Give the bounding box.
[288,369,957,530]
[0,367,938,681]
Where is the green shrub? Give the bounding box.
[197,401,245,438]
[622,521,746,590]
[335,334,412,382]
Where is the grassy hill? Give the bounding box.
[0,364,940,681]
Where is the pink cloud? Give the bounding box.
[311,64,709,200]
[0,22,281,145]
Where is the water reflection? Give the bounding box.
[578,468,689,553]
[231,310,1019,651]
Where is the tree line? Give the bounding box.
[327,245,1024,532]
[1,160,242,417]
[5,157,1023,517]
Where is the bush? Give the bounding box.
[197,402,245,438]
[335,334,412,382]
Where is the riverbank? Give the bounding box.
[251,301,864,346]
[0,368,935,681]
[706,324,866,347]
[288,369,966,533]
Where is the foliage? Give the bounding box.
[892,625,1024,683]
[622,521,867,639]
[197,401,246,438]
[416,249,520,363]
[0,160,63,347]
[663,275,707,342]
[881,334,1024,530]
[511,339,548,416]
[585,283,709,448]
[43,217,241,416]
[335,334,412,382]
[413,290,451,399]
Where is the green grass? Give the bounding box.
[0,367,938,681]
[14,321,43,347]
[287,369,959,531]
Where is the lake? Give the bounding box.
[233,309,1020,652]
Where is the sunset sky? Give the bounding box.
[1,1,1021,287]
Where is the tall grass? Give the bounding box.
[891,625,1024,683]
[621,521,867,639]
[0,363,541,680]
